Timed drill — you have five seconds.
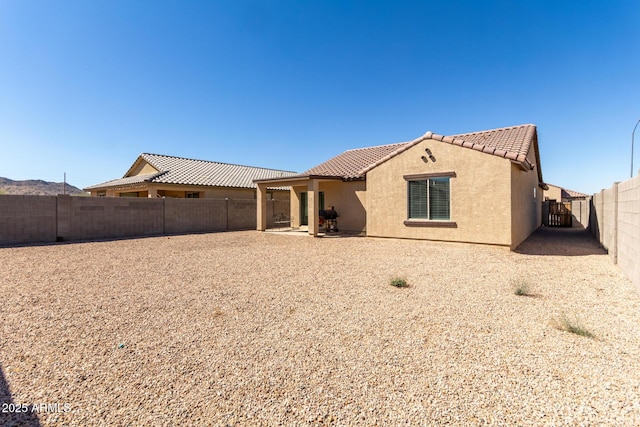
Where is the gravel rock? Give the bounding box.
[1,229,639,426]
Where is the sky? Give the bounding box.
[1,1,639,195]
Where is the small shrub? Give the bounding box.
[390,277,409,288]
[513,281,532,296]
[555,315,595,338]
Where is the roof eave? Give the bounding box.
[254,174,346,185]
[357,132,434,176]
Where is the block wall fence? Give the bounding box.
[587,174,640,292]
[0,195,289,246]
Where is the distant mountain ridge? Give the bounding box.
[0,177,85,195]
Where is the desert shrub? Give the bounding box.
[554,314,595,338]
[513,280,532,296]
[390,277,409,288]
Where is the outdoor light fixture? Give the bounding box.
[633,119,640,178]
[421,156,428,163]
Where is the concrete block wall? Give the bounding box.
[266,199,290,228]
[0,195,57,245]
[603,185,618,262]
[59,195,164,241]
[617,176,640,292]
[164,198,227,234]
[570,199,590,229]
[228,199,258,230]
[590,192,604,244]
[589,176,640,292]
[0,195,291,246]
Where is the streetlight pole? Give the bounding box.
[633,120,640,178]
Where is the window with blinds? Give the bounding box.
[408,177,450,220]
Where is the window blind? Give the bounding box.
[429,178,450,220]
[408,180,428,219]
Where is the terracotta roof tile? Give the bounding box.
[293,124,539,181]
[302,142,411,180]
[565,189,588,198]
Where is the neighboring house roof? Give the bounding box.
[85,153,298,190]
[564,189,588,199]
[259,124,542,183]
[546,184,588,200]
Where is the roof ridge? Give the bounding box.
[357,125,538,177]
[140,153,297,173]
[355,132,433,176]
[343,141,410,153]
[451,123,535,137]
[547,183,588,197]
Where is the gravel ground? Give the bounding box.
[1,228,639,426]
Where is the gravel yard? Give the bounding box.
[1,228,639,426]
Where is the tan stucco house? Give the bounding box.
[85,153,297,199]
[543,184,588,202]
[255,124,546,250]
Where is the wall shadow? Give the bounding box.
[515,227,606,256]
[0,365,41,426]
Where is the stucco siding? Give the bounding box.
[319,180,366,232]
[366,138,512,246]
[130,161,159,176]
[97,184,288,200]
[543,184,563,201]
[287,181,365,232]
[510,148,542,249]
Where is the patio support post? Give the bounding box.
[308,179,319,236]
[256,183,268,231]
[292,188,301,228]
[148,187,158,198]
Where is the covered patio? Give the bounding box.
[254,175,366,237]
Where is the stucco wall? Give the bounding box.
[287,181,366,232]
[93,184,289,200]
[543,184,563,201]
[130,161,159,176]
[366,138,513,246]
[510,148,542,249]
[290,186,304,227]
[319,180,366,232]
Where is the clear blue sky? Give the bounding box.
[1,1,639,194]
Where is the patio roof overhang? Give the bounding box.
[253,174,346,186]
[255,174,346,237]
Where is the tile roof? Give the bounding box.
[564,189,588,199]
[545,184,589,199]
[278,124,539,182]
[302,142,410,180]
[85,153,298,190]
[84,172,165,189]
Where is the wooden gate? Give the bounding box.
[545,201,572,227]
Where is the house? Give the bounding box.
[543,184,588,202]
[255,124,546,250]
[541,184,589,228]
[85,153,298,199]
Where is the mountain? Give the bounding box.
[0,177,86,195]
